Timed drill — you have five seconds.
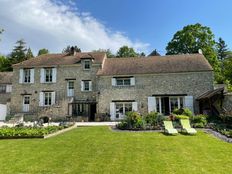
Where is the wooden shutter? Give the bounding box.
[130,77,135,86]
[52,68,57,83]
[81,81,84,91]
[184,96,194,113]
[40,68,45,83]
[110,102,116,120]
[111,78,116,86]
[51,92,56,105]
[132,102,138,111]
[30,69,34,83]
[19,69,23,83]
[39,92,44,106]
[6,85,12,93]
[148,97,156,113]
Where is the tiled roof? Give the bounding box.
[0,72,13,84]
[97,54,213,76]
[13,52,106,67]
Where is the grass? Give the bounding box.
[0,126,232,174]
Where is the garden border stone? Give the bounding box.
[204,129,232,143]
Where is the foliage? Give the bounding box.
[62,45,81,53]
[174,115,189,120]
[0,55,11,71]
[125,111,144,129]
[148,49,161,56]
[223,58,232,86]
[165,23,222,83]
[26,47,34,59]
[210,123,232,138]
[0,126,69,137]
[92,48,115,58]
[116,46,139,58]
[216,37,228,61]
[190,114,208,128]
[172,108,193,117]
[37,48,49,56]
[143,112,164,128]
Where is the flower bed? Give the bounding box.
[209,123,232,138]
[0,124,74,139]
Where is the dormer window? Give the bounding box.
[84,60,91,70]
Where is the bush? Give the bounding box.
[144,112,158,127]
[125,112,144,129]
[190,114,208,128]
[174,115,189,120]
[172,108,193,117]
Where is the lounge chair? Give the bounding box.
[163,121,178,135]
[180,119,197,134]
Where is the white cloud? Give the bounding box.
[0,0,149,55]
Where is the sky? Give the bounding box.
[0,0,232,56]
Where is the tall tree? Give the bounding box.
[92,49,115,58]
[216,37,228,61]
[9,39,28,64]
[165,23,221,82]
[26,47,34,59]
[148,49,160,56]
[38,48,49,56]
[116,46,139,58]
[62,45,81,54]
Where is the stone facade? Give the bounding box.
[97,71,214,116]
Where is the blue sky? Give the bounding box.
[0,0,231,55]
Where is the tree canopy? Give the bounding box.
[217,37,228,61]
[38,48,49,56]
[63,45,81,54]
[116,46,139,58]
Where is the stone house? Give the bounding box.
[0,72,13,120]
[10,52,214,121]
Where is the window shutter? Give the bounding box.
[81,81,84,91]
[30,69,34,83]
[40,68,45,83]
[89,81,92,91]
[52,68,57,83]
[110,102,116,120]
[111,78,116,86]
[148,97,156,113]
[51,92,56,105]
[130,77,135,86]
[132,102,138,111]
[184,96,194,114]
[19,69,23,83]
[39,92,44,106]
[6,85,12,93]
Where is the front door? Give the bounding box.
[23,96,30,112]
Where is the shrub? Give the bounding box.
[144,112,158,126]
[126,112,144,129]
[174,115,189,120]
[190,114,208,128]
[172,108,193,117]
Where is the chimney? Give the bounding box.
[70,46,76,56]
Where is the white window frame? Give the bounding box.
[23,69,31,83]
[84,60,91,70]
[67,81,74,97]
[115,102,133,119]
[45,68,53,83]
[81,80,92,92]
[115,78,131,86]
[22,95,30,112]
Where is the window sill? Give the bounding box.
[81,90,92,92]
[112,85,135,88]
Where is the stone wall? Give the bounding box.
[97,71,214,115]
[10,63,101,118]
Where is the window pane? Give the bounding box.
[68,81,74,89]
[156,98,160,113]
[124,79,130,86]
[45,69,53,82]
[24,69,31,83]
[84,61,90,69]
[180,97,184,108]
[0,85,6,93]
[116,79,123,86]
[170,98,178,112]
[84,81,89,91]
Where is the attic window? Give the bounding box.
[84,60,90,70]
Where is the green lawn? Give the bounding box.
[0,126,231,174]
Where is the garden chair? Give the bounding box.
[180,119,197,135]
[163,121,178,135]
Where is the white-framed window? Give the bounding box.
[39,91,55,106]
[45,68,53,82]
[19,68,34,84]
[24,69,31,83]
[115,102,132,119]
[84,60,91,70]
[112,77,135,86]
[40,68,57,83]
[22,96,30,112]
[81,80,92,91]
[67,81,74,97]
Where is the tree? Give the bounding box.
[0,55,11,71]
[38,48,49,56]
[62,45,81,54]
[216,37,228,61]
[116,46,139,58]
[9,39,28,64]
[166,23,221,82]
[92,49,115,58]
[26,47,34,59]
[148,49,160,56]
[0,28,4,42]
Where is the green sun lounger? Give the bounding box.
[180,119,197,134]
[163,121,178,135]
